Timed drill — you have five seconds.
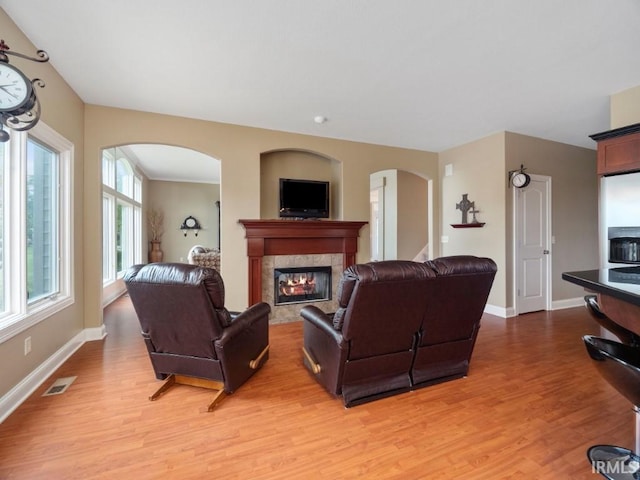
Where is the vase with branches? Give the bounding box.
[147,207,165,263]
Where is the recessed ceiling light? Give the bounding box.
[313,115,328,124]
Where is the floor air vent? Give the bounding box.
[42,376,77,396]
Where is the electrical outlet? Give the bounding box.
[24,336,31,355]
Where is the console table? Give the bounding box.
[239,220,367,306]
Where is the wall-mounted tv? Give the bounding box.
[279,178,330,219]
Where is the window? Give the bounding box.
[116,201,133,272]
[102,148,142,284]
[102,193,114,283]
[27,138,59,303]
[0,142,6,314]
[0,123,74,341]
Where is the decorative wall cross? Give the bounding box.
[456,194,475,224]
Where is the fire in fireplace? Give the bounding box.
[274,266,332,306]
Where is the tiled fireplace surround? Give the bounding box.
[264,254,343,323]
[239,220,367,324]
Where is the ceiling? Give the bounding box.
[120,144,220,183]
[2,1,640,181]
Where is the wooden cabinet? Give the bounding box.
[590,123,640,175]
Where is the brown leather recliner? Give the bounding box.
[301,260,437,407]
[412,256,497,388]
[301,256,496,407]
[124,262,270,411]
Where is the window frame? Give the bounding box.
[102,192,115,283]
[0,122,74,343]
[102,147,142,286]
[26,136,60,306]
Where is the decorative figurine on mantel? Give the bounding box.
[452,194,485,228]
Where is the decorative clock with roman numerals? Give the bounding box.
[0,62,34,112]
[0,39,49,141]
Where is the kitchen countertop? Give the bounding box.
[562,266,640,307]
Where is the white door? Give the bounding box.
[515,174,551,314]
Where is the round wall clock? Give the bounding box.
[0,62,33,113]
[511,172,531,188]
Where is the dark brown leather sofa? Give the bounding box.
[124,262,271,410]
[412,256,498,389]
[300,256,497,407]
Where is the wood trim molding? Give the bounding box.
[239,219,367,306]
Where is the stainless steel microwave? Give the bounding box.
[609,227,640,264]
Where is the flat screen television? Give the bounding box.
[279,178,330,219]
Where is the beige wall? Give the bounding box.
[505,133,598,304]
[148,181,220,262]
[0,10,85,399]
[439,133,507,307]
[83,106,439,324]
[439,132,598,310]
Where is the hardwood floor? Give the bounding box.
[0,296,633,479]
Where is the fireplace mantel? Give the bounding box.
[239,219,367,305]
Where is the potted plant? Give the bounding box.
[147,207,165,263]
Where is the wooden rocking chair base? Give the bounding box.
[249,344,270,369]
[149,374,227,412]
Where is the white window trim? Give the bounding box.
[102,192,115,285]
[0,122,74,344]
[102,148,142,286]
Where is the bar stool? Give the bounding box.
[584,295,640,347]
[584,335,640,478]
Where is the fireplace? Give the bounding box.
[239,219,367,323]
[274,266,332,305]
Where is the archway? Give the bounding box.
[101,143,221,305]
[370,169,432,262]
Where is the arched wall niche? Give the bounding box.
[260,148,342,220]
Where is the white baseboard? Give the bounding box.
[0,325,107,424]
[552,297,585,310]
[484,304,512,318]
[85,324,108,341]
[485,298,584,318]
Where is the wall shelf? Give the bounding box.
[451,223,485,228]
